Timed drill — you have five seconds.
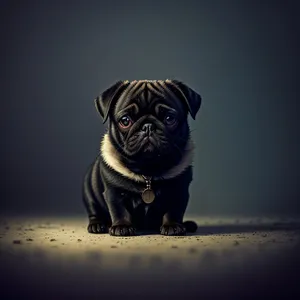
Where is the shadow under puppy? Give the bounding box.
[83,79,201,236]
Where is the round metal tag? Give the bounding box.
[142,188,155,204]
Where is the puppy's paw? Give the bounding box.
[87,220,108,234]
[160,222,186,236]
[109,224,136,237]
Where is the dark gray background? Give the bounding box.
[1,0,299,217]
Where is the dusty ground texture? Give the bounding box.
[1,215,300,299]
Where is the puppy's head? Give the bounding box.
[95,80,201,175]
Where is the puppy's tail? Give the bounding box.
[183,220,198,233]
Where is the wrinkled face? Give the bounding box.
[109,82,190,172]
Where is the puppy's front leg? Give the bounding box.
[160,189,189,236]
[103,187,136,236]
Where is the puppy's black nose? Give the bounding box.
[142,123,155,134]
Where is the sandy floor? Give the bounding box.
[1,215,300,299]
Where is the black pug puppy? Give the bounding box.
[82,79,201,236]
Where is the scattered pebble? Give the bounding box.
[50,239,56,242]
[111,245,117,248]
[77,239,82,242]
[26,238,33,241]
[171,245,178,249]
[233,241,240,246]
[13,240,22,244]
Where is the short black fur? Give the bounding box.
[83,80,201,236]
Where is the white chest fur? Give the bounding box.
[100,133,195,182]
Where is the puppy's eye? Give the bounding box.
[164,113,177,126]
[119,115,133,128]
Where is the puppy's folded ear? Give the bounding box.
[94,80,130,123]
[165,80,202,120]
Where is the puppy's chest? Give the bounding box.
[124,187,164,216]
[125,183,162,202]
[121,180,164,206]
